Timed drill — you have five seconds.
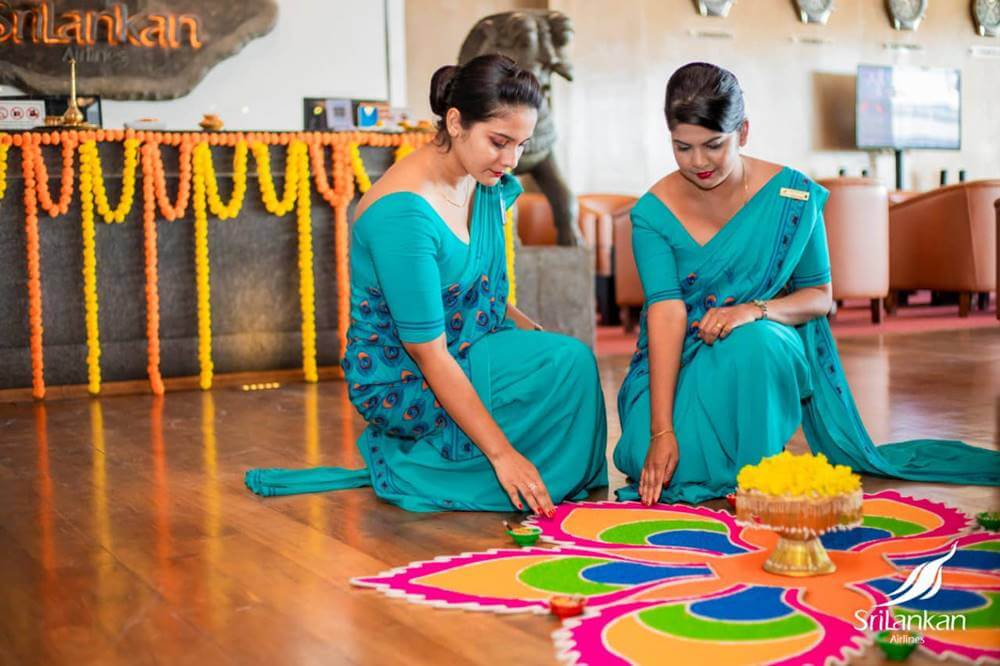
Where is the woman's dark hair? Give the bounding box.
[429,54,543,148]
[664,62,745,133]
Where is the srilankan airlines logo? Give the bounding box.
[876,543,957,607]
[854,543,967,633]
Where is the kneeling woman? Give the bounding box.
[248,55,607,513]
[616,62,999,505]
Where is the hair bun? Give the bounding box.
[429,65,460,117]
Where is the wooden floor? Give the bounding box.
[0,327,997,665]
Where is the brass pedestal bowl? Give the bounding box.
[735,489,863,577]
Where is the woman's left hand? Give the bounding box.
[698,304,761,345]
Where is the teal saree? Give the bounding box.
[246,174,608,510]
[615,167,999,503]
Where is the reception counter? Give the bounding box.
[0,129,437,398]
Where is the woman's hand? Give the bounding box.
[698,303,761,345]
[488,448,555,516]
[639,432,679,505]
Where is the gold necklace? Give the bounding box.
[440,178,471,208]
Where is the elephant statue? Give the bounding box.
[458,10,582,246]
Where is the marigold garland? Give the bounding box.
[78,138,102,394]
[149,140,192,221]
[504,207,517,307]
[349,142,372,193]
[33,137,76,217]
[4,130,435,397]
[0,142,9,202]
[293,140,319,382]
[201,140,248,220]
[80,138,139,224]
[21,142,46,399]
[192,142,214,389]
[253,141,299,216]
[141,143,165,395]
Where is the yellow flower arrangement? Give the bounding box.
[737,451,860,498]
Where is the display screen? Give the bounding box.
[856,65,961,150]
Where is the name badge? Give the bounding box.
[779,188,810,201]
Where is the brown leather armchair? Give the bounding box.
[888,180,1000,317]
[889,191,920,207]
[613,209,644,332]
[817,178,889,323]
[515,193,557,246]
[579,194,637,324]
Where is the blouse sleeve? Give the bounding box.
[790,186,832,289]
[632,206,683,305]
[364,203,446,343]
[499,173,523,211]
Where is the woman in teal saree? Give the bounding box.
[246,55,607,512]
[616,62,999,505]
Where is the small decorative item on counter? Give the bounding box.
[735,452,863,576]
[874,630,921,661]
[504,521,541,546]
[976,511,1000,531]
[125,118,166,130]
[199,114,224,131]
[549,595,586,619]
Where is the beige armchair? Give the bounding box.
[817,178,890,323]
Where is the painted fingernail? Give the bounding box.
[517,502,523,510]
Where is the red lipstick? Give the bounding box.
[696,170,714,180]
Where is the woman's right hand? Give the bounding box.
[639,431,679,505]
[489,448,555,516]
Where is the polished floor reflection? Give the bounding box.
[1,328,997,665]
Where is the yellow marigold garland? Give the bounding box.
[252,142,298,215]
[192,142,214,389]
[394,140,415,163]
[79,140,102,394]
[349,142,372,193]
[0,142,9,201]
[201,140,248,219]
[504,207,517,307]
[81,138,139,224]
[293,140,319,382]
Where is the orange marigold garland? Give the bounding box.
[141,143,165,395]
[149,140,192,221]
[33,136,76,217]
[21,137,46,399]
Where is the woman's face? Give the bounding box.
[447,105,538,185]
[670,120,749,191]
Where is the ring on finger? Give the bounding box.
[527,482,537,491]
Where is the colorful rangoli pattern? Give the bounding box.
[353,491,1000,665]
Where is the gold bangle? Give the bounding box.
[650,428,674,440]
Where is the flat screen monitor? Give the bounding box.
[856,64,961,150]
